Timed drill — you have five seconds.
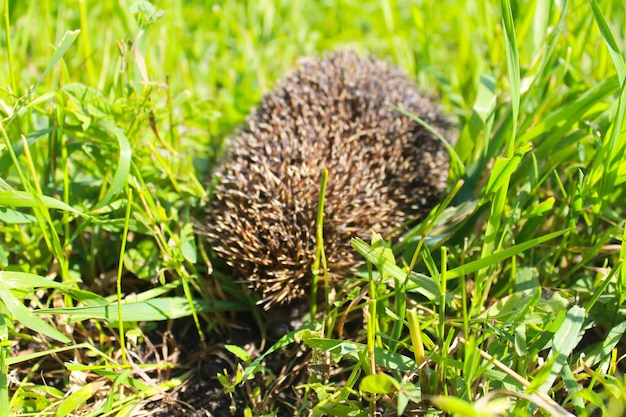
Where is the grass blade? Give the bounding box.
[39,297,243,323]
[94,120,133,209]
[447,228,571,279]
[591,0,625,84]
[473,0,522,315]
[587,1,626,213]
[0,274,70,343]
[55,380,107,417]
[0,190,83,215]
[534,306,585,394]
[352,237,439,300]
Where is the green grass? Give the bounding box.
[1,0,626,416]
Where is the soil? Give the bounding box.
[144,311,309,417]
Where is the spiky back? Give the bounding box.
[202,51,451,308]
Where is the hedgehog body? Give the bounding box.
[202,51,452,308]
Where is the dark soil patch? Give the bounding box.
[144,311,309,417]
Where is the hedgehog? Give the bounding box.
[201,51,452,309]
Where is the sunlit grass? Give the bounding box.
[1,0,625,416]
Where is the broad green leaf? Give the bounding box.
[0,190,83,215]
[1,271,71,291]
[0,278,70,343]
[39,297,244,323]
[430,394,511,417]
[55,380,106,417]
[560,363,585,415]
[480,288,541,321]
[225,344,252,364]
[474,74,497,122]
[318,403,368,417]
[0,207,36,224]
[360,373,398,394]
[534,306,585,394]
[429,395,479,417]
[514,267,540,292]
[1,271,107,306]
[180,222,198,264]
[124,240,160,281]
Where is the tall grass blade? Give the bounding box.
[39,297,241,323]
[0,190,83,215]
[447,228,570,279]
[533,306,585,394]
[94,120,132,209]
[588,1,626,213]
